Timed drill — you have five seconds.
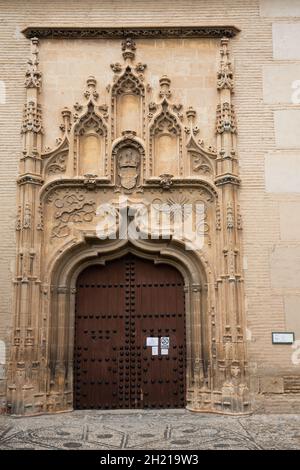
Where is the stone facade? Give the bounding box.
[0,0,300,415]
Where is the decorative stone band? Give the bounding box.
[17,174,43,186]
[22,26,240,40]
[39,177,219,201]
[215,174,240,187]
[144,177,218,200]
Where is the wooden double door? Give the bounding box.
[74,254,186,409]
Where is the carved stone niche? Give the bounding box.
[112,137,144,191]
[149,77,183,177]
[75,102,107,177]
[112,65,145,139]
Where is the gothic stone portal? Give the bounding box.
[8,33,250,415]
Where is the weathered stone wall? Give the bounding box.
[1,0,300,412]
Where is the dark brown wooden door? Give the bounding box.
[74,254,186,409]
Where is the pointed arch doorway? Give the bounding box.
[74,253,186,410]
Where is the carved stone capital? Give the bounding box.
[191,284,201,293]
[215,174,240,186]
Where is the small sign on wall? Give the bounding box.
[272,332,295,345]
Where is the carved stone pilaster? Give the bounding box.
[8,34,45,415]
[213,37,249,414]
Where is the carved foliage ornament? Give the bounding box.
[227,202,234,229]
[49,192,96,238]
[192,154,213,175]
[237,205,243,230]
[21,101,43,134]
[46,150,68,175]
[22,26,240,39]
[216,102,237,134]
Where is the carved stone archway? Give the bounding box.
[48,237,207,413]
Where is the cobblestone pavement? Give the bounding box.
[0,410,300,450]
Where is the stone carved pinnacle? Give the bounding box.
[185,107,199,136]
[60,107,71,134]
[84,76,99,100]
[25,37,42,89]
[217,37,234,91]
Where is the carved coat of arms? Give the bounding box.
[117,146,140,190]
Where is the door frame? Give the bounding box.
[48,236,209,412]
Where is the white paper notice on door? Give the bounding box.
[146,337,159,347]
[160,336,170,348]
[161,348,169,355]
[151,346,159,356]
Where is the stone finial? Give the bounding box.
[186,106,196,122]
[217,37,234,90]
[84,76,99,100]
[159,75,171,99]
[24,37,42,89]
[122,37,136,61]
[60,107,71,133]
[185,107,199,136]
